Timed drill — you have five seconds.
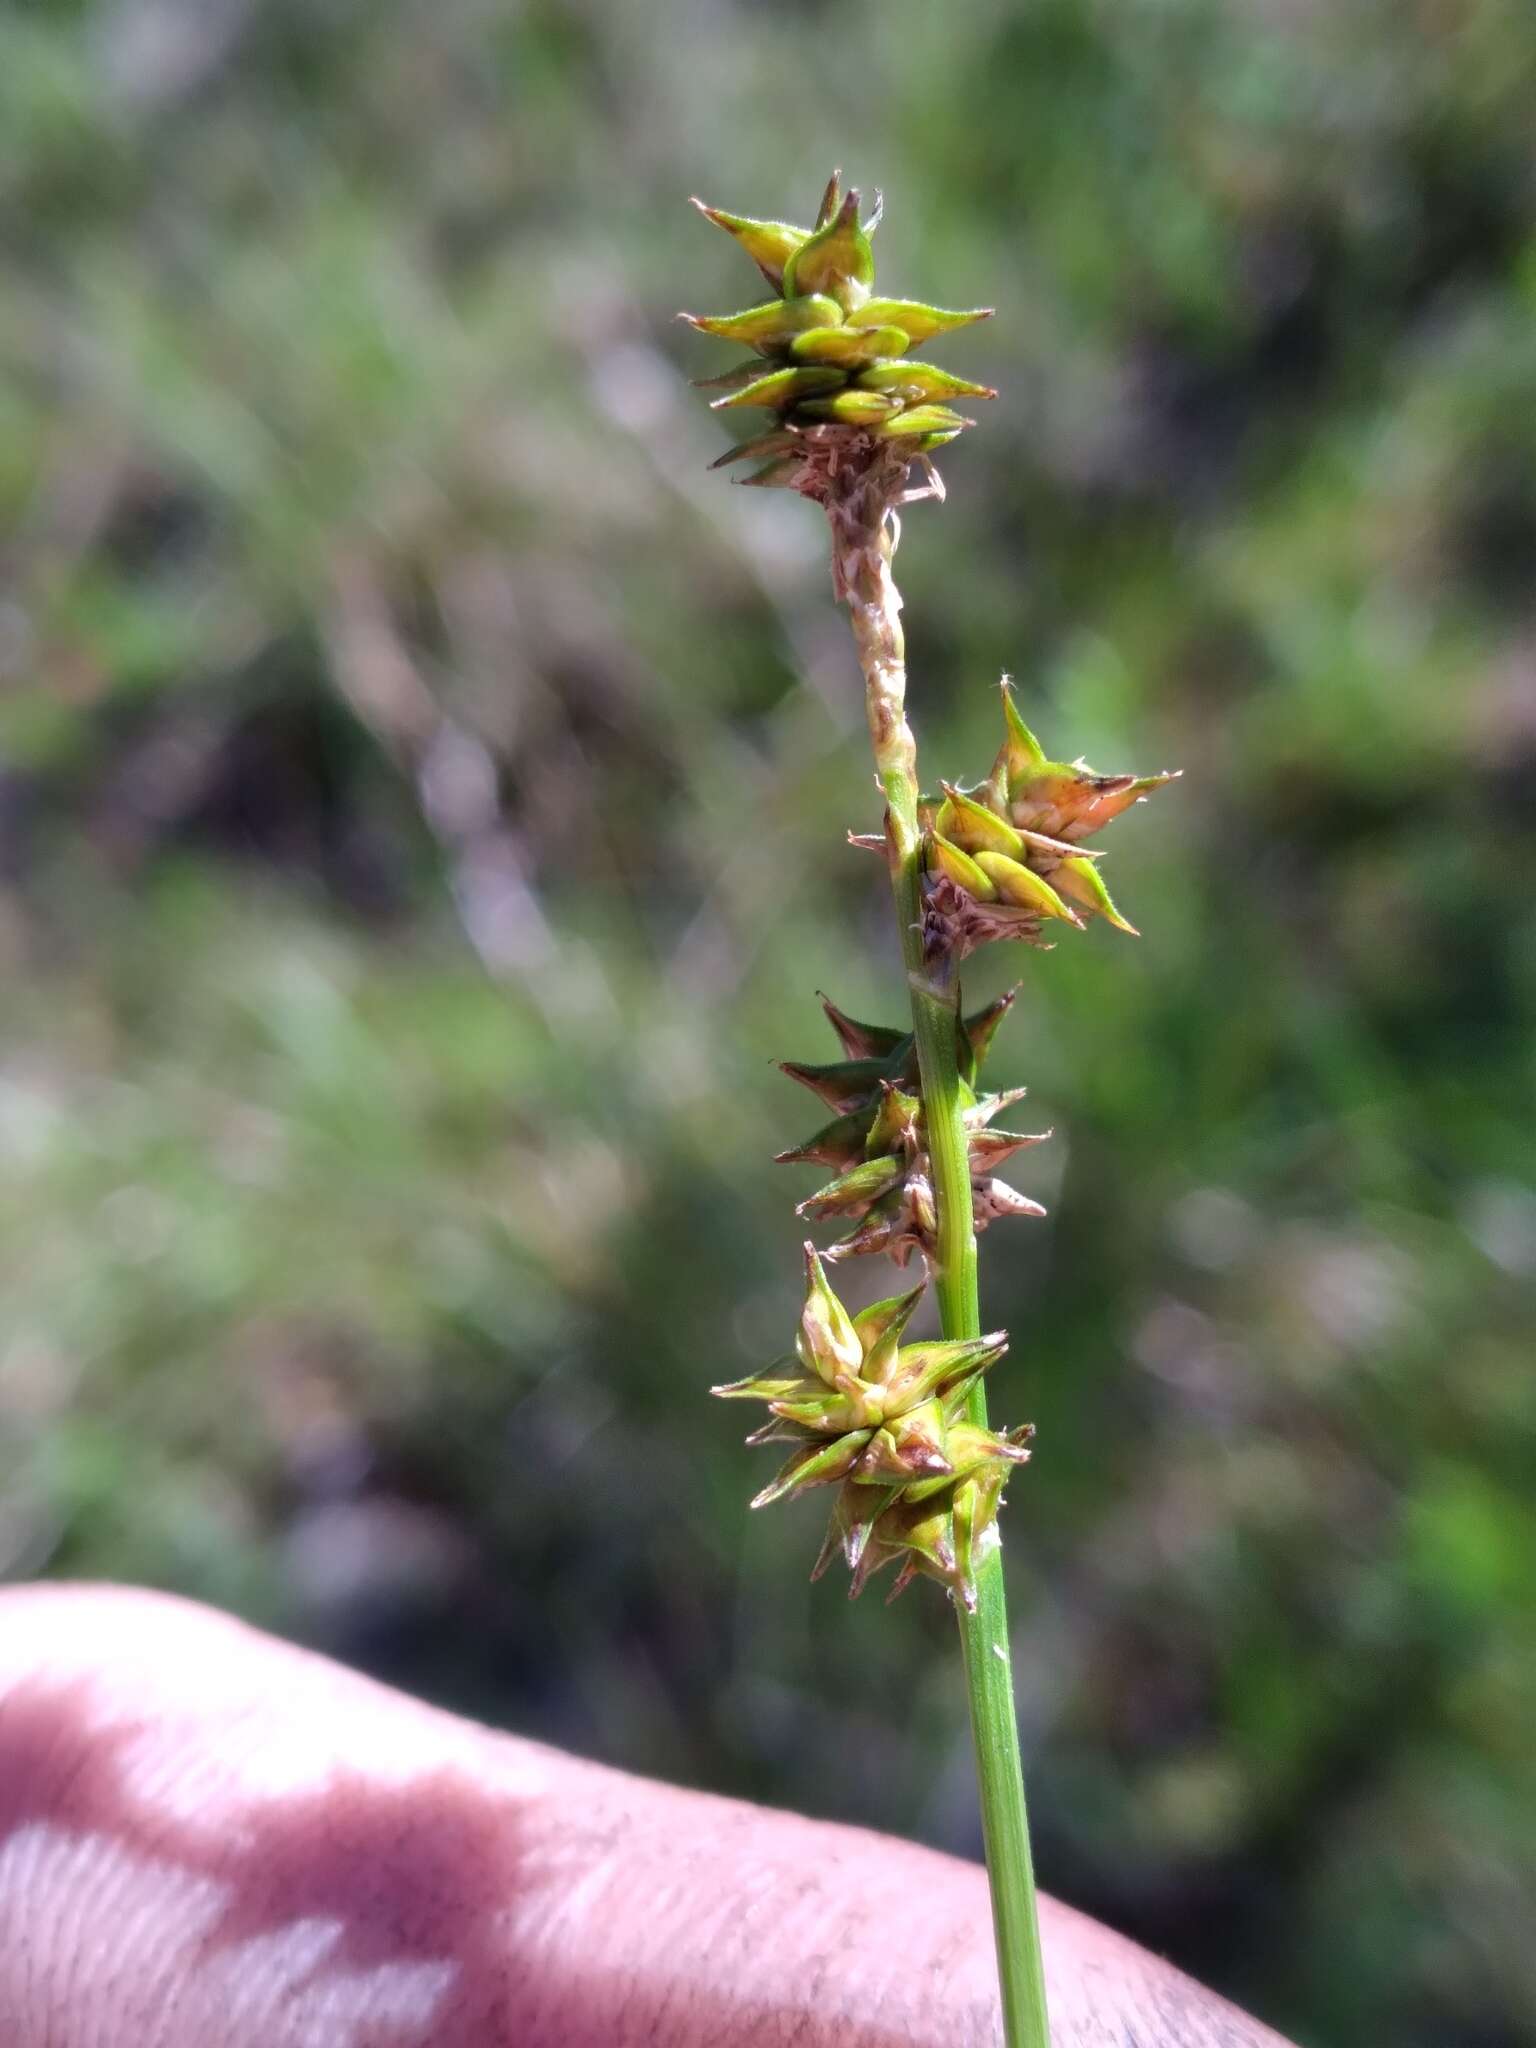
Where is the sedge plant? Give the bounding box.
[685,174,1175,2048]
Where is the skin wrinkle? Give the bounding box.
[0,1679,968,2048]
[0,1678,535,2040]
[0,1586,1296,2048]
[0,1827,229,2045]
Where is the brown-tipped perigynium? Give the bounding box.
[777,991,1049,1265]
[922,678,1179,960]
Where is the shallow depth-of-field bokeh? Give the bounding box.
[4,5,1535,2044]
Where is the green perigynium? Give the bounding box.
[683,171,994,492]
[712,1246,1031,1608]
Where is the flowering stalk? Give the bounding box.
[833,441,1052,2048]
[687,173,1174,2048]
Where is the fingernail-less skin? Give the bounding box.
[0,1585,1293,2048]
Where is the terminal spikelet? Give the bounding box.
[684,172,994,503]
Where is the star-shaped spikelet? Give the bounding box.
[922,680,1178,959]
[712,1247,1032,1608]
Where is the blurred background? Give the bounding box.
[3,2,1534,2042]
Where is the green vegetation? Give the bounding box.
[2,6,1534,2045]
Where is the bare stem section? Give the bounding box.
[826,453,921,867]
[827,468,975,1330]
[830,470,1052,2048]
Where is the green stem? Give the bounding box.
[834,495,1051,2048]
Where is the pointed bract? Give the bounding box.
[708,428,798,470]
[712,364,846,413]
[817,994,910,1062]
[853,1279,929,1384]
[751,1429,873,1508]
[976,1179,1049,1223]
[857,363,997,405]
[1000,677,1048,778]
[779,1055,896,1114]
[774,1110,870,1171]
[737,458,806,490]
[690,198,808,292]
[782,188,876,313]
[968,1126,1052,1171]
[849,299,994,345]
[797,1243,863,1382]
[883,1332,1007,1412]
[962,986,1020,1073]
[797,1154,905,1221]
[681,295,844,353]
[937,784,1025,860]
[1054,852,1139,934]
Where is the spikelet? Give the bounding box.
[776,991,1049,1264]
[684,172,994,503]
[922,679,1179,959]
[713,1248,1031,1609]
